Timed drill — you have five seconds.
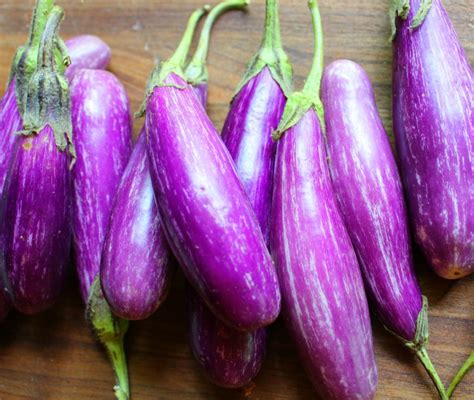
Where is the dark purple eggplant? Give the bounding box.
[140,6,280,332]
[322,59,446,399]
[185,0,284,388]
[0,6,73,314]
[390,0,473,279]
[270,2,377,398]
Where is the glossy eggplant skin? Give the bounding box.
[146,73,280,331]
[392,0,473,279]
[187,286,266,388]
[270,109,377,399]
[221,67,285,244]
[322,59,422,341]
[71,69,132,303]
[0,126,71,314]
[101,131,173,320]
[193,83,208,109]
[65,35,111,79]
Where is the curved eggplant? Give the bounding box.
[322,59,446,399]
[270,2,377,398]
[65,35,111,79]
[101,132,173,320]
[70,69,132,303]
[391,0,473,279]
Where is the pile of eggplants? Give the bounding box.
[0,0,472,399]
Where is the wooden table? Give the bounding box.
[0,0,472,399]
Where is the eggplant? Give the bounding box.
[270,2,377,398]
[0,6,74,314]
[100,5,209,322]
[140,6,280,332]
[184,0,284,387]
[71,69,132,303]
[390,0,473,279]
[322,59,447,399]
[65,35,111,79]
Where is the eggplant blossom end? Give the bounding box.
[86,277,130,400]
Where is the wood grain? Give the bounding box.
[0,0,472,399]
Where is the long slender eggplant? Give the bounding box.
[185,0,283,387]
[322,59,447,399]
[270,2,377,398]
[390,0,473,279]
[0,6,74,314]
[71,69,132,303]
[140,6,280,332]
[65,35,111,79]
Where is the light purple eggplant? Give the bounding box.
[141,6,280,332]
[390,0,473,279]
[187,286,267,388]
[70,69,132,303]
[0,6,73,314]
[100,5,210,322]
[322,59,447,399]
[270,2,377,398]
[184,0,283,388]
[65,35,111,79]
[100,131,173,320]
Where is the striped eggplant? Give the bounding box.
[270,2,377,398]
[322,59,446,399]
[65,35,111,79]
[140,5,280,332]
[100,5,209,322]
[185,0,283,387]
[390,0,473,279]
[0,6,74,314]
[70,69,132,303]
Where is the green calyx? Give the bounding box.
[389,0,433,41]
[136,5,210,118]
[185,0,249,87]
[233,0,292,99]
[17,6,75,161]
[273,0,323,140]
[447,351,473,398]
[86,277,130,400]
[384,296,448,400]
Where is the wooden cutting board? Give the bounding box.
[0,0,472,399]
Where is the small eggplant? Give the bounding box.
[185,0,282,388]
[390,0,473,279]
[322,59,446,399]
[140,5,280,332]
[0,6,74,314]
[65,35,111,79]
[270,2,377,398]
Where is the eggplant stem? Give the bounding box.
[447,351,474,398]
[28,0,55,49]
[185,0,249,85]
[167,5,211,69]
[107,337,129,400]
[416,347,448,400]
[37,6,64,70]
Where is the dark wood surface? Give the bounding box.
[0,0,472,399]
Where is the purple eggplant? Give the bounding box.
[65,35,111,79]
[322,59,447,399]
[141,6,280,332]
[390,0,473,279]
[70,69,132,303]
[270,2,377,398]
[0,6,74,314]
[184,0,283,388]
[100,5,209,322]
[187,286,267,388]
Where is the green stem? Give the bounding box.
[185,0,249,85]
[28,0,55,49]
[37,6,63,71]
[447,351,474,398]
[167,5,211,68]
[261,0,282,51]
[273,0,324,139]
[416,347,448,400]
